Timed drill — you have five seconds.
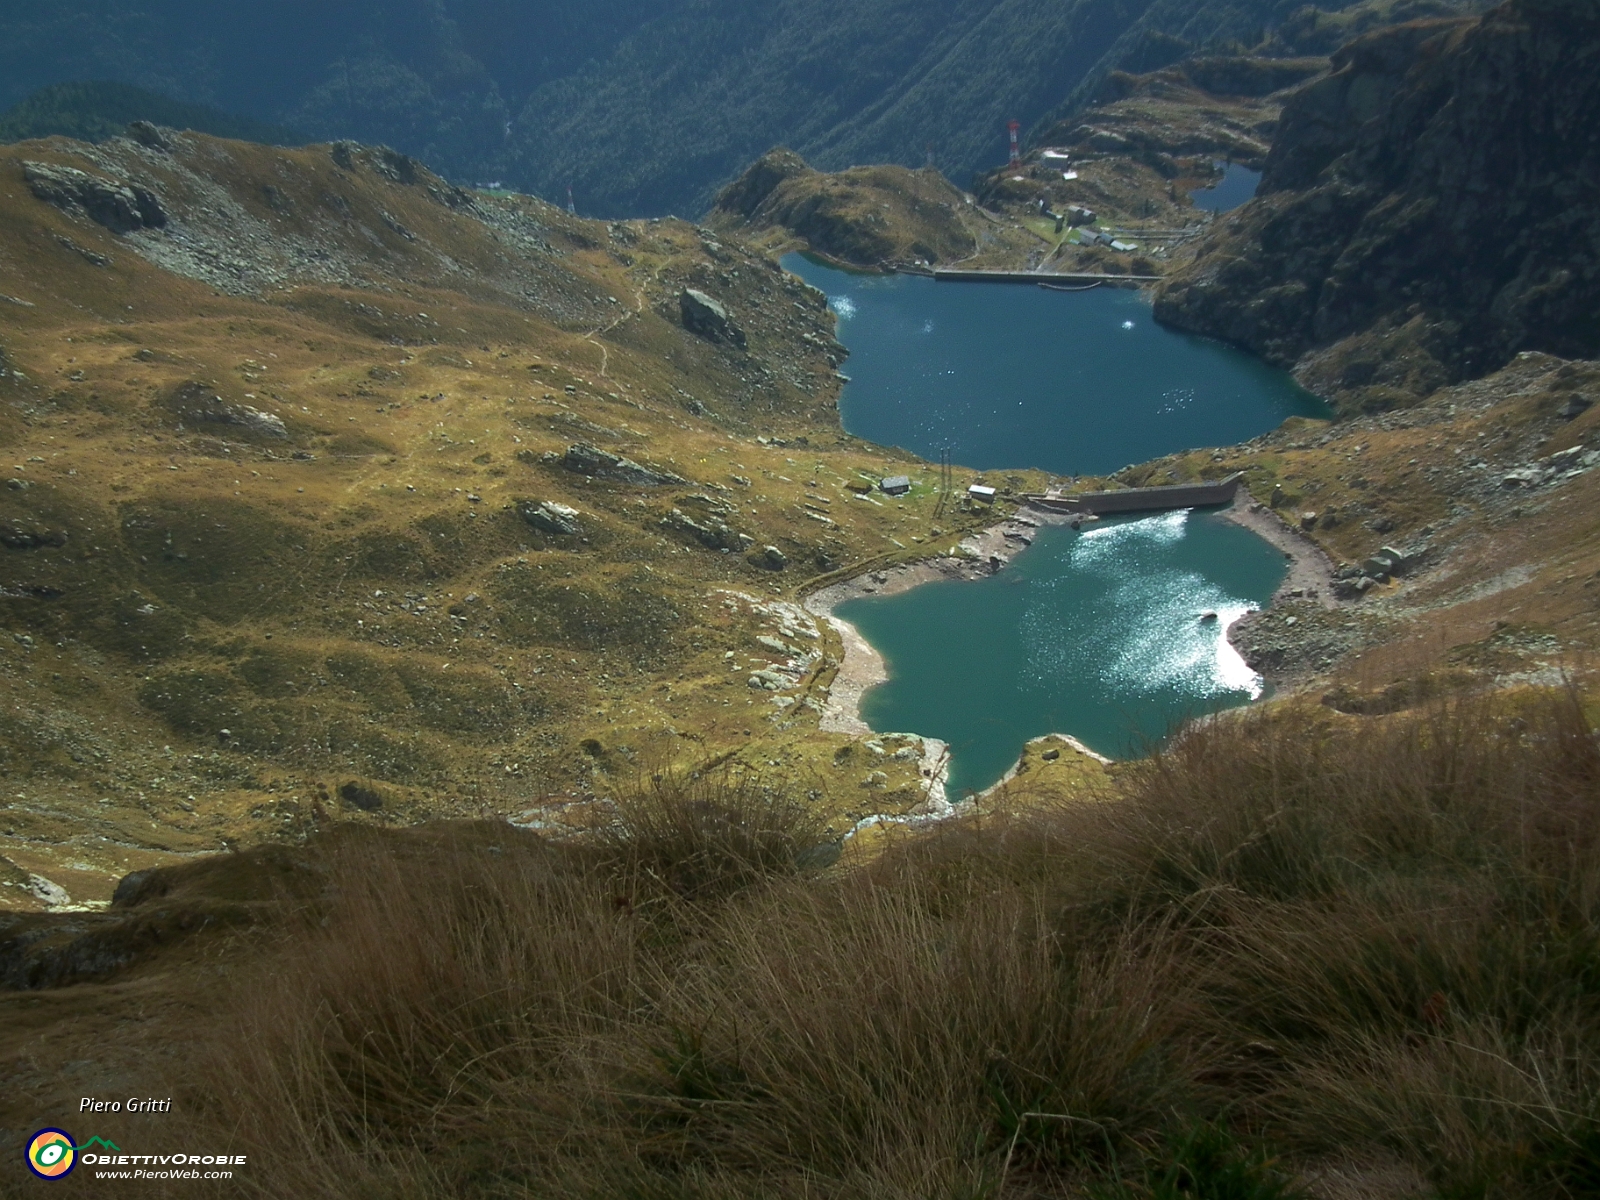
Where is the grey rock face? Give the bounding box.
[126,121,174,152]
[23,161,167,234]
[0,918,136,989]
[558,443,685,486]
[24,875,70,907]
[680,288,747,349]
[169,383,288,438]
[1155,0,1600,410]
[519,499,582,536]
[752,545,789,570]
[0,523,68,550]
[661,507,750,552]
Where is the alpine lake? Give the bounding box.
[783,253,1327,797]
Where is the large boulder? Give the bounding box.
[23,161,167,234]
[518,500,582,536]
[750,545,789,571]
[555,443,686,487]
[680,289,747,349]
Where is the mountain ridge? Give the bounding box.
[0,0,1474,218]
[1154,0,1600,412]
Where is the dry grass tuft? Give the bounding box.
[165,688,1600,1198]
[595,766,834,902]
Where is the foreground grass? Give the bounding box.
[177,689,1600,1198]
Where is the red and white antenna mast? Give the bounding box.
[1007,120,1022,167]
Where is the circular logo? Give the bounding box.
[27,1129,77,1180]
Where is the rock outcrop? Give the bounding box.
[708,148,977,269]
[661,506,752,553]
[553,443,686,487]
[22,161,167,234]
[679,288,747,349]
[164,382,288,439]
[518,500,582,536]
[1154,0,1600,413]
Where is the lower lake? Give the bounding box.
[836,510,1287,796]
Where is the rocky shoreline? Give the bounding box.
[804,507,1076,737]
[1216,497,1342,608]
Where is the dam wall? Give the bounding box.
[932,268,1162,285]
[1024,473,1242,515]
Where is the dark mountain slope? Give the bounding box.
[512,0,1311,217]
[0,0,1494,218]
[0,82,304,148]
[1154,0,1600,412]
[0,1,679,183]
[0,0,1316,216]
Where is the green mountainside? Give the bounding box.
[0,0,678,185]
[0,0,1483,217]
[0,82,304,148]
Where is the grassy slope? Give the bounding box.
[6,689,1599,1197]
[0,130,1060,910]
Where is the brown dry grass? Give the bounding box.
[0,132,1045,903]
[130,685,1600,1199]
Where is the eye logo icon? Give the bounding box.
[27,1129,77,1179]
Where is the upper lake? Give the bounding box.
[1189,162,1263,213]
[783,253,1322,477]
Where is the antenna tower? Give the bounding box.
[567,185,576,215]
[1007,120,1022,168]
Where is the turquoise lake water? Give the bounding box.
[1190,162,1262,213]
[783,254,1320,477]
[838,512,1288,795]
[783,254,1316,791]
